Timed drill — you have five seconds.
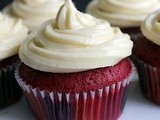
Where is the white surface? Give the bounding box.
[0,79,160,120]
[119,80,160,120]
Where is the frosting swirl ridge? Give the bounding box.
[0,12,28,60]
[19,0,133,73]
[86,0,160,27]
[22,0,50,5]
[3,0,65,31]
[141,10,160,45]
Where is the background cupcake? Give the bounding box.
[86,0,160,36]
[132,10,160,105]
[3,0,65,31]
[15,0,134,120]
[0,12,28,109]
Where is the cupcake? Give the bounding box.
[0,12,28,109]
[15,0,134,119]
[3,0,65,31]
[86,0,160,37]
[132,10,160,105]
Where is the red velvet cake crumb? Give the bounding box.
[0,55,19,68]
[19,59,132,93]
[132,33,160,68]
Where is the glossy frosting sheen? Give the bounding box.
[3,0,64,31]
[0,12,28,60]
[19,0,133,73]
[141,10,160,45]
[86,0,160,27]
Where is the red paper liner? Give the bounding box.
[0,62,22,109]
[15,64,134,120]
[134,57,160,105]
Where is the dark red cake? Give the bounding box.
[121,27,141,40]
[132,33,160,68]
[0,55,19,68]
[19,59,131,93]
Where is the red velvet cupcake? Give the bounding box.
[132,10,160,105]
[0,12,28,109]
[15,0,134,119]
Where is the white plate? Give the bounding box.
[0,79,160,120]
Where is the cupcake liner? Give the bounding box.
[134,57,160,105]
[0,62,22,109]
[15,64,134,120]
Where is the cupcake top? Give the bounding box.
[3,0,65,31]
[141,10,160,46]
[0,12,28,60]
[86,0,160,27]
[19,0,133,73]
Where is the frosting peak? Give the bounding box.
[19,0,133,73]
[46,0,115,46]
[55,0,100,30]
[141,10,160,45]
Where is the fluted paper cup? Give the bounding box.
[15,64,134,120]
[0,62,22,109]
[134,57,160,105]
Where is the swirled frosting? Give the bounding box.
[3,0,64,31]
[141,10,160,45]
[19,0,133,73]
[0,12,28,60]
[86,0,160,27]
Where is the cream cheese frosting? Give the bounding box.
[86,0,160,27]
[19,0,133,73]
[141,10,160,45]
[0,12,28,60]
[3,0,65,31]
